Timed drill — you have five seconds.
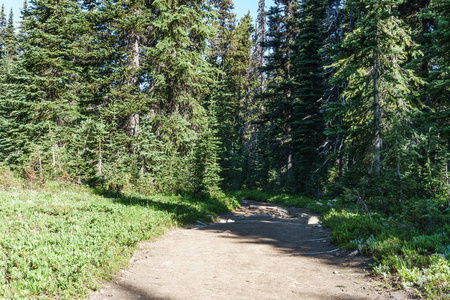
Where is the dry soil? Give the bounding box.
[89,200,414,300]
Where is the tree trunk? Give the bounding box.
[37,146,43,181]
[284,0,293,180]
[50,132,57,180]
[97,139,102,176]
[372,42,382,174]
[257,0,265,94]
[125,6,141,137]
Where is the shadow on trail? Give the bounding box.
[112,281,168,300]
[111,281,369,300]
[112,282,368,300]
[200,200,370,270]
[98,191,230,224]
[90,199,397,300]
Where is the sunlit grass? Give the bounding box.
[238,189,450,299]
[0,184,238,299]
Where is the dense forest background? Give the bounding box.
[0,0,449,205]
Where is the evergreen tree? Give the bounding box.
[260,0,298,192]
[143,0,219,194]
[3,10,17,59]
[0,4,6,57]
[424,0,450,189]
[215,13,256,190]
[209,0,235,67]
[328,0,423,198]
[75,0,220,193]
[0,55,39,170]
[322,0,347,182]
[193,99,222,196]
[255,0,266,94]
[290,0,327,194]
[10,0,86,179]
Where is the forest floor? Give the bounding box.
[89,200,414,300]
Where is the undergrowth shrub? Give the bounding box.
[0,178,238,299]
[323,201,450,299]
[238,189,450,299]
[0,164,21,189]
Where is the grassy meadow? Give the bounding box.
[0,176,238,299]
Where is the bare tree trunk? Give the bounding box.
[97,139,102,176]
[125,7,141,137]
[257,0,266,94]
[446,163,449,186]
[371,31,382,174]
[50,133,57,180]
[37,146,43,180]
[446,139,450,186]
[284,0,293,180]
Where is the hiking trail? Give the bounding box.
[90,200,412,300]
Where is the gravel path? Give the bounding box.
[89,200,411,300]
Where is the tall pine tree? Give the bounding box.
[328,0,423,199]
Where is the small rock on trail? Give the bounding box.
[90,200,412,300]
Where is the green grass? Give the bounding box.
[2,177,447,299]
[0,183,239,299]
[238,189,450,299]
[323,207,450,299]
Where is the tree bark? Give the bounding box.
[372,36,382,174]
[257,0,266,94]
[125,6,141,137]
[97,139,102,176]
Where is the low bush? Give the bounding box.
[0,184,238,299]
[239,190,450,299]
[322,202,450,299]
[0,164,22,189]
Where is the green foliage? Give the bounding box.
[0,0,224,195]
[209,11,258,191]
[0,4,6,57]
[322,197,450,299]
[290,0,327,194]
[0,164,22,189]
[0,181,238,299]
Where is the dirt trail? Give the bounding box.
[90,200,411,300]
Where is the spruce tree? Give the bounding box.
[255,0,266,94]
[328,0,422,197]
[209,0,235,67]
[3,10,17,59]
[260,0,298,192]
[290,0,327,194]
[215,13,256,190]
[13,0,85,180]
[77,0,221,193]
[0,4,6,57]
[425,0,450,188]
[0,53,41,171]
[322,0,348,182]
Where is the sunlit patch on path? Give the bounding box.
[90,200,411,300]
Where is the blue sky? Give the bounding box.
[234,0,275,21]
[1,0,21,25]
[1,0,276,26]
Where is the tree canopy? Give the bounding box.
[0,0,448,202]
